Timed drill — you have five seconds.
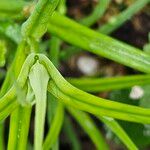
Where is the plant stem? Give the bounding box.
[49,36,61,67]
[63,115,81,150]
[0,53,36,120]
[7,106,32,150]
[0,41,29,149]
[60,0,149,63]
[68,107,109,150]
[48,81,150,124]
[43,103,64,150]
[0,0,30,19]
[98,0,150,34]
[0,0,28,13]
[46,1,66,149]
[48,12,150,73]
[100,117,138,150]
[39,54,150,123]
[47,36,63,149]
[79,0,110,27]
[29,62,49,150]
[67,74,150,92]
[1,54,150,124]
[0,122,4,150]
[21,0,59,40]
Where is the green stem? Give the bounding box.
[68,107,109,150]
[1,54,150,124]
[0,0,28,13]
[79,0,110,27]
[98,0,150,34]
[7,106,32,150]
[0,122,4,150]
[43,103,64,150]
[47,36,63,149]
[29,61,49,150]
[48,12,150,73]
[49,36,61,67]
[48,81,150,124]
[46,1,66,148]
[21,0,59,39]
[39,54,150,123]
[67,74,150,92]
[0,41,29,149]
[0,41,28,97]
[60,0,149,63]
[100,117,138,150]
[0,54,35,121]
[63,115,81,150]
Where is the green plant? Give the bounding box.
[0,0,150,150]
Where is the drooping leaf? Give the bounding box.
[29,60,49,150]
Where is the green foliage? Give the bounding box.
[0,0,150,149]
[98,0,150,34]
[22,0,59,39]
[29,61,49,150]
[0,40,6,67]
[48,12,150,73]
[109,88,150,148]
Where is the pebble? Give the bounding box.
[129,85,144,100]
[77,55,99,76]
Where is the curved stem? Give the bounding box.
[79,0,110,27]
[1,54,150,124]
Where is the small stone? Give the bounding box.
[129,86,144,100]
[77,55,99,76]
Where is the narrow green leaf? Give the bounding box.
[0,0,30,19]
[48,12,150,73]
[0,122,4,150]
[29,61,49,150]
[67,75,150,92]
[0,40,6,67]
[22,0,59,39]
[63,115,81,150]
[79,0,110,27]
[98,0,150,34]
[43,102,64,150]
[68,107,109,150]
[100,117,138,150]
[7,106,32,150]
[0,53,35,121]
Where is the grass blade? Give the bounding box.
[29,61,49,150]
[98,0,150,34]
[68,107,109,150]
[22,0,59,39]
[48,12,150,73]
[100,117,138,150]
[67,75,150,92]
[63,115,81,150]
[43,102,64,150]
[7,106,32,150]
[79,0,110,27]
